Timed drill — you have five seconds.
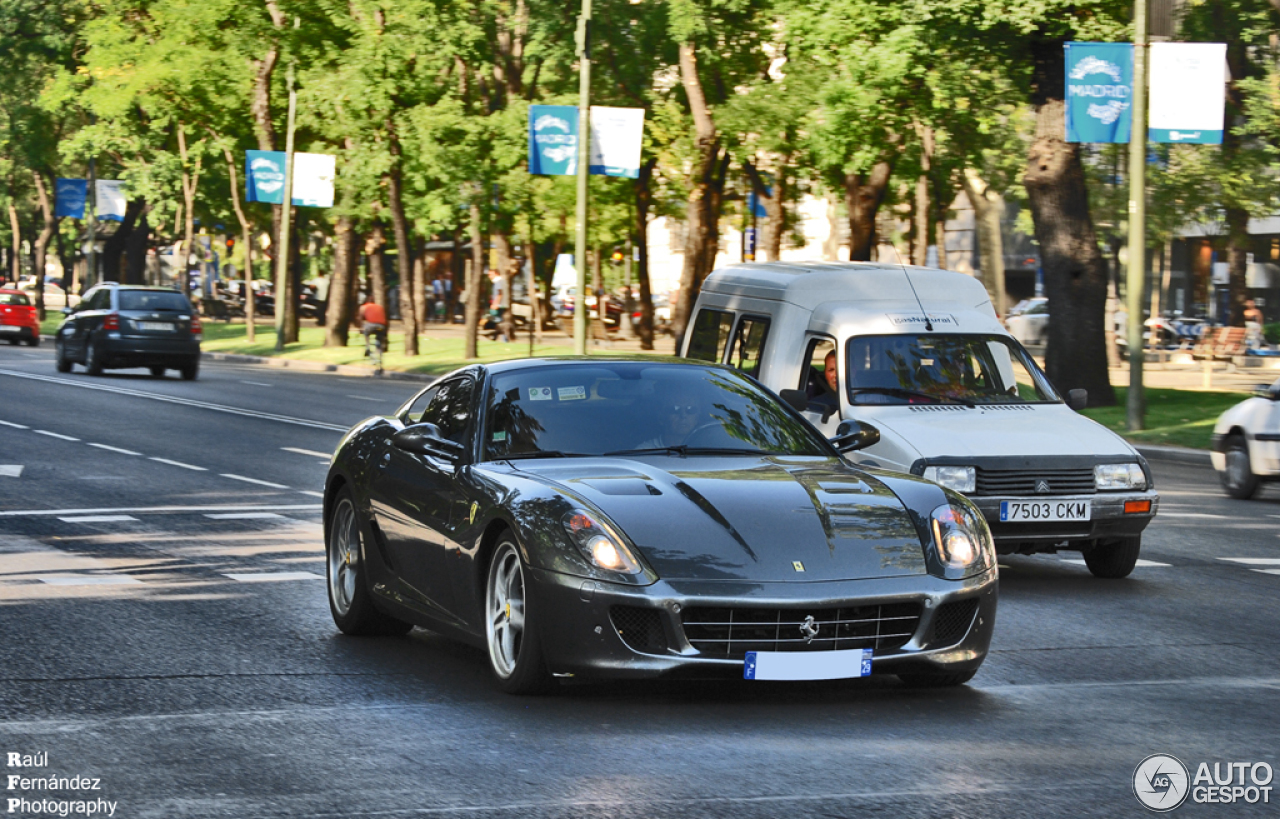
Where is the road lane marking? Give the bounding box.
[297,490,324,498]
[222,572,323,582]
[56,515,140,523]
[1060,558,1172,568]
[221,474,289,489]
[0,420,29,429]
[345,395,386,402]
[1219,558,1280,565]
[88,443,142,456]
[33,430,79,441]
[281,447,330,459]
[0,503,320,517]
[0,369,349,432]
[204,512,288,520]
[149,457,207,471]
[239,381,273,387]
[1254,569,1280,576]
[38,574,143,585]
[0,465,22,478]
[1157,512,1226,519]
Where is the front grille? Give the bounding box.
[680,603,921,659]
[930,598,980,647]
[609,606,668,654]
[975,467,1095,496]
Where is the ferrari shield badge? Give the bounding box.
[469,502,479,525]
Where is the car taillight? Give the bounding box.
[190,315,202,334]
[102,313,119,331]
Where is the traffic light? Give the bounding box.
[610,249,624,265]
[226,237,235,254]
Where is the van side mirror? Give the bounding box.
[779,389,809,413]
[831,420,880,453]
[1066,389,1088,411]
[392,423,463,462]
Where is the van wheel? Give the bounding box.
[1083,536,1141,579]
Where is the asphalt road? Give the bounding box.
[1,344,1277,818]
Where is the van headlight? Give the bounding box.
[562,509,643,575]
[929,501,994,578]
[923,465,976,494]
[1094,463,1147,490]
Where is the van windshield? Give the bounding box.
[845,334,1060,406]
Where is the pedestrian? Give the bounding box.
[488,268,509,342]
[1243,298,1264,349]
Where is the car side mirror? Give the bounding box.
[1257,382,1280,400]
[61,306,73,315]
[831,420,880,453]
[1067,389,1088,411]
[392,423,463,462]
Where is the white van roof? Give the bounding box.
[701,261,994,313]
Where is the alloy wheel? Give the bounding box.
[328,499,360,617]
[486,543,527,679]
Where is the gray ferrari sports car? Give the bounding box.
[324,358,998,693]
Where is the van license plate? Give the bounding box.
[1000,500,1091,522]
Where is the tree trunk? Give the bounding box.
[743,160,784,262]
[912,123,934,266]
[1225,206,1249,326]
[385,127,417,355]
[124,207,151,284]
[365,225,387,314]
[634,157,657,350]
[176,125,201,293]
[845,161,893,261]
[221,144,256,341]
[961,170,1007,317]
[493,231,515,342]
[32,171,56,321]
[1024,37,1115,406]
[7,200,20,282]
[325,216,355,347]
[465,200,484,359]
[101,200,145,283]
[412,244,428,340]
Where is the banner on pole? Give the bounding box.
[588,106,645,178]
[245,150,336,206]
[529,106,580,176]
[55,178,87,219]
[96,180,128,222]
[1065,43,1133,143]
[246,150,287,203]
[1149,43,1226,144]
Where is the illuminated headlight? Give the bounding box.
[923,465,976,494]
[930,502,995,577]
[1094,463,1147,490]
[562,509,643,575]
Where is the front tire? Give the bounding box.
[1083,535,1141,579]
[85,340,104,376]
[1220,434,1260,500]
[485,535,552,694]
[325,488,413,636]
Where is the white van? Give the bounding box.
[680,261,1159,578]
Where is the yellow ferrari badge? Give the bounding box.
[469,502,479,525]
[792,561,805,572]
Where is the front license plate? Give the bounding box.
[999,499,1091,522]
[744,648,872,681]
[137,321,174,332]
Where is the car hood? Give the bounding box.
[863,404,1137,461]
[512,456,928,582]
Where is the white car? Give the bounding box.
[1004,297,1048,345]
[1211,378,1280,498]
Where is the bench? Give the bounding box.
[1192,327,1247,361]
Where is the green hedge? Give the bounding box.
[1265,322,1280,344]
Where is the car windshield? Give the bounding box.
[846,334,1061,406]
[118,290,191,312]
[483,362,829,459]
[0,292,31,306]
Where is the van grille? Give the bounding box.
[975,468,1095,496]
[680,603,920,659]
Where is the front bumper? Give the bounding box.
[967,491,1159,552]
[527,567,998,681]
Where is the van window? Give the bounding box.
[686,309,734,363]
[728,315,770,377]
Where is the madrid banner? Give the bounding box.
[54,179,87,219]
[529,105,645,178]
[1065,42,1134,143]
[96,180,128,222]
[1149,43,1226,144]
[245,150,335,206]
[528,106,579,175]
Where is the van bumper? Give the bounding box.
[966,491,1159,553]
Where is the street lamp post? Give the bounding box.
[274,62,298,352]
[1126,0,1148,430]
[573,0,591,355]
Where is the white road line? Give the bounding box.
[33,430,79,441]
[221,473,289,489]
[282,447,331,459]
[0,420,29,429]
[1220,558,1280,565]
[223,572,323,582]
[57,515,140,523]
[0,503,320,518]
[38,575,143,586]
[1060,558,1172,568]
[204,512,287,520]
[345,395,386,402]
[87,443,142,456]
[0,465,23,478]
[0,369,349,432]
[149,457,207,471]
[1158,513,1226,519]
[297,490,325,498]
[240,381,273,387]
[1255,569,1280,576]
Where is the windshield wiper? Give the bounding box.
[604,446,774,457]
[500,450,591,460]
[850,387,975,408]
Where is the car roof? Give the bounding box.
[480,355,706,377]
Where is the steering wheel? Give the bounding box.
[682,421,724,447]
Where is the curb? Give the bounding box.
[1133,443,1213,468]
[201,351,436,384]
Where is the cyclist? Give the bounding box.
[358,295,388,358]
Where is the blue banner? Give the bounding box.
[245,150,287,203]
[1065,43,1133,143]
[55,178,87,219]
[529,106,579,176]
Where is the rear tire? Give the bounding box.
[6,338,17,345]
[325,487,413,636]
[180,358,199,381]
[898,669,977,688]
[55,339,72,373]
[149,366,166,378]
[1083,535,1141,579]
[1220,434,1260,500]
[26,336,39,347]
[85,340,104,376]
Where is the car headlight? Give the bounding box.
[923,465,976,494]
[562,509,643,575]
[929,501,995,578]
[1094,462,1147,490]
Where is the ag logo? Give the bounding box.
[1133,753,1190,811]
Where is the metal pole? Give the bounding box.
[573,0,591,355]
[274,66,298,352]
[1126,0,1148,430]
[85,156,96,290]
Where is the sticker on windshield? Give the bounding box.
[528,387,553,401]
[492,431,507,442]
[558,386,587,401]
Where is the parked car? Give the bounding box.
[55,283,202,380]
[324,358,997,692]
[1003,297,1048,345]
[680,262,1159,579]
[0,289,40,346]
[1211,377,1280,499]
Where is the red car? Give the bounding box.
[0,289,40,347]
